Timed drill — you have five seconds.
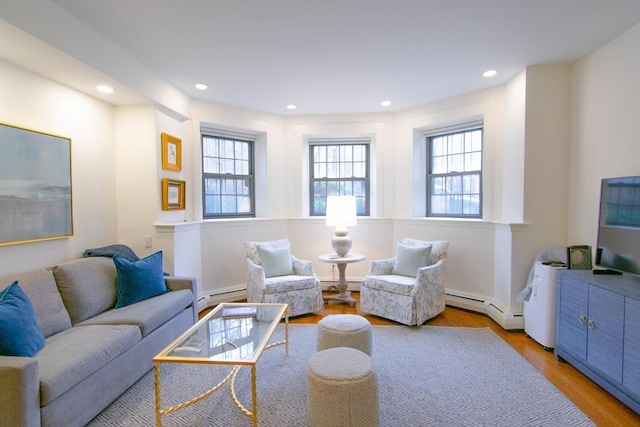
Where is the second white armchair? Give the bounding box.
[360,239,449,326]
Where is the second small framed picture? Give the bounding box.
[162,178,186,211]
[161,132,182,171]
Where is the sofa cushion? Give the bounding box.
[114,251,168,308]
[78,289,193,337]
[0,268,71,337]
[36,324,141,405]
[53,257,117,324]
[0,282,45,357]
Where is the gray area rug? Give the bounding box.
[87,325,594,426]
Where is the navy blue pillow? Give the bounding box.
[0,282,45,357]
[114,251,168,308]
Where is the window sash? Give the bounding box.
[426,126,483,218]
[202,133,255,218]
[309,141,370,216]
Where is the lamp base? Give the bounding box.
[331,228,352,257]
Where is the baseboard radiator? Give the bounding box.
[445,290,524,331]
[198,288,247,311]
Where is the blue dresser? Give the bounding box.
[555,270,640,414]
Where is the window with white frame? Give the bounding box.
[201,132,255,218]
[426,125,483,218]
[309,140,370,216]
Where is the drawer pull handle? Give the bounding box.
[579,315,587,324]
[587,320,596,329]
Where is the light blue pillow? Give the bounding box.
[0,282,45,357]
[257,244,294,278]
[114,251,168,308]
[392,242,433,277]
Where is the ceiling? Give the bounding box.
[1,0,639,116]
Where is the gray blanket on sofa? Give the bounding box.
[82,244,140,262]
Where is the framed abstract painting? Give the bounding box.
[0,123,73,246]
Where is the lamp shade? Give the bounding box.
[325,196,357,227]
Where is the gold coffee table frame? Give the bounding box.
[152,303,289,427]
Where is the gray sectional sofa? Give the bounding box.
[0,256,197,427]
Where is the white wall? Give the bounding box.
[113,105,159,256]
[568,23,640,246]
[0,60,118,275]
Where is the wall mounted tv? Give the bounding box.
[595,175,640,277]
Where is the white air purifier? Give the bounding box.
[523,261,565,350]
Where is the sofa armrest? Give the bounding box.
[165,276,198,324]
[0,356,41,427]
[368,257,396,275]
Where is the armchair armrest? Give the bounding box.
[413,259,447,296]
[246,258,267,304]
[368,257,396,275]
[165,276,198,323]
[246,259,266,283]
[292,256,316,277]
[0,356,40,427]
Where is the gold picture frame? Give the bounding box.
[161,132,182,171]
[0,123,74,246]
[162,178,185,210]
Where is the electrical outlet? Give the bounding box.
[144,235,152,248]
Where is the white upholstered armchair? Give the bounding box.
[244,239,323,317]
[360,239,449,326]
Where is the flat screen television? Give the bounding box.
[595,175,640,277]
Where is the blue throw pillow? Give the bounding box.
[0,282,45,357]
[114,251,168,308]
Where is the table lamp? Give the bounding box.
[325,195,357,257]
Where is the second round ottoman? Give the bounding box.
[306,346,380,427]
[317,314,372,356]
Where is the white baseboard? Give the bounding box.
[320,280,361,291]
[485,302,524,330]
[445,289,524,330]
[197,288,247,312]
[197,284,525,330]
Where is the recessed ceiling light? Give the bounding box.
[381,101,391,107]
[286,104,297,110]
[195,83,208,90]
[96,85,114,94]
[482,70,497,78]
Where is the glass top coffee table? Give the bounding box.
[153,303,289,427]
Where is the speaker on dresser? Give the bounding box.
[567,245,592,270]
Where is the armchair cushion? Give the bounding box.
[257,244,294,278]
[392,242,432,277]
[245,238,290,265]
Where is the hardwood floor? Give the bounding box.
[202,292,639,426]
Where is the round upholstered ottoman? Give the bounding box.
[317,314,372,355]
[306,347,380,427]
